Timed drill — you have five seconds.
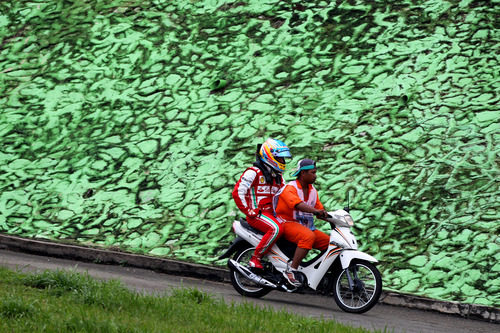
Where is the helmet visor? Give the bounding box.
[273,147,292,158]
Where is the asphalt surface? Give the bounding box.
[1,249,498,333]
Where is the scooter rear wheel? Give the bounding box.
[229,245,272,298]
[332,259,382,313]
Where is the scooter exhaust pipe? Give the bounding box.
[228,259,277,288]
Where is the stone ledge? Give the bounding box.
[1,233,498,323]
[380,291,499,323]
[0,234,229,283]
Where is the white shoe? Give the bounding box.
[283,269,301,287]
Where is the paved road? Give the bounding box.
[0,249,497,333]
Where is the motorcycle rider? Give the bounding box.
[232,138,292,270]
[274,158,329,286]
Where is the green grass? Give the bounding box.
[0,266,380,333]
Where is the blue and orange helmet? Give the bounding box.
[259,138,292,173]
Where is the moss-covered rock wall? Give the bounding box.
[0,0,498,307]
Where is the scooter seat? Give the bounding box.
[239,217,265,235]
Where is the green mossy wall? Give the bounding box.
[0,0,498,307]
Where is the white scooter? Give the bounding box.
[219,208,382,314]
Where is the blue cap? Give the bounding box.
[292,159,316,177]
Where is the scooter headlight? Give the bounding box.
[345,215,354,227]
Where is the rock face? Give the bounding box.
[0,0,498,307]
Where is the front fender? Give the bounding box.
[218,237,251,260]
[339,250,378,269]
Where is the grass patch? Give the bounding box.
[0,267,377,332]
[21,268,133,308]
[0,295,38,319]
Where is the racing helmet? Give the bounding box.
[259,138,292,173]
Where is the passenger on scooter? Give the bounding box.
[232,138,292,270]
[274,158,329,286]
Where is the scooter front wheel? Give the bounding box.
[332,259,382,314]
[229,245,272,298]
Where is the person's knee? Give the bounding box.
[297,230,315,250]
[314,231,329,251]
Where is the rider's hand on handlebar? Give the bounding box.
[314,209,328,219]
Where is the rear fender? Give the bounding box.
[218,237,251,260]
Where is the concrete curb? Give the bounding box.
[0,233,498,323]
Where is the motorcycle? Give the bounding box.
[219,208,382,314]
